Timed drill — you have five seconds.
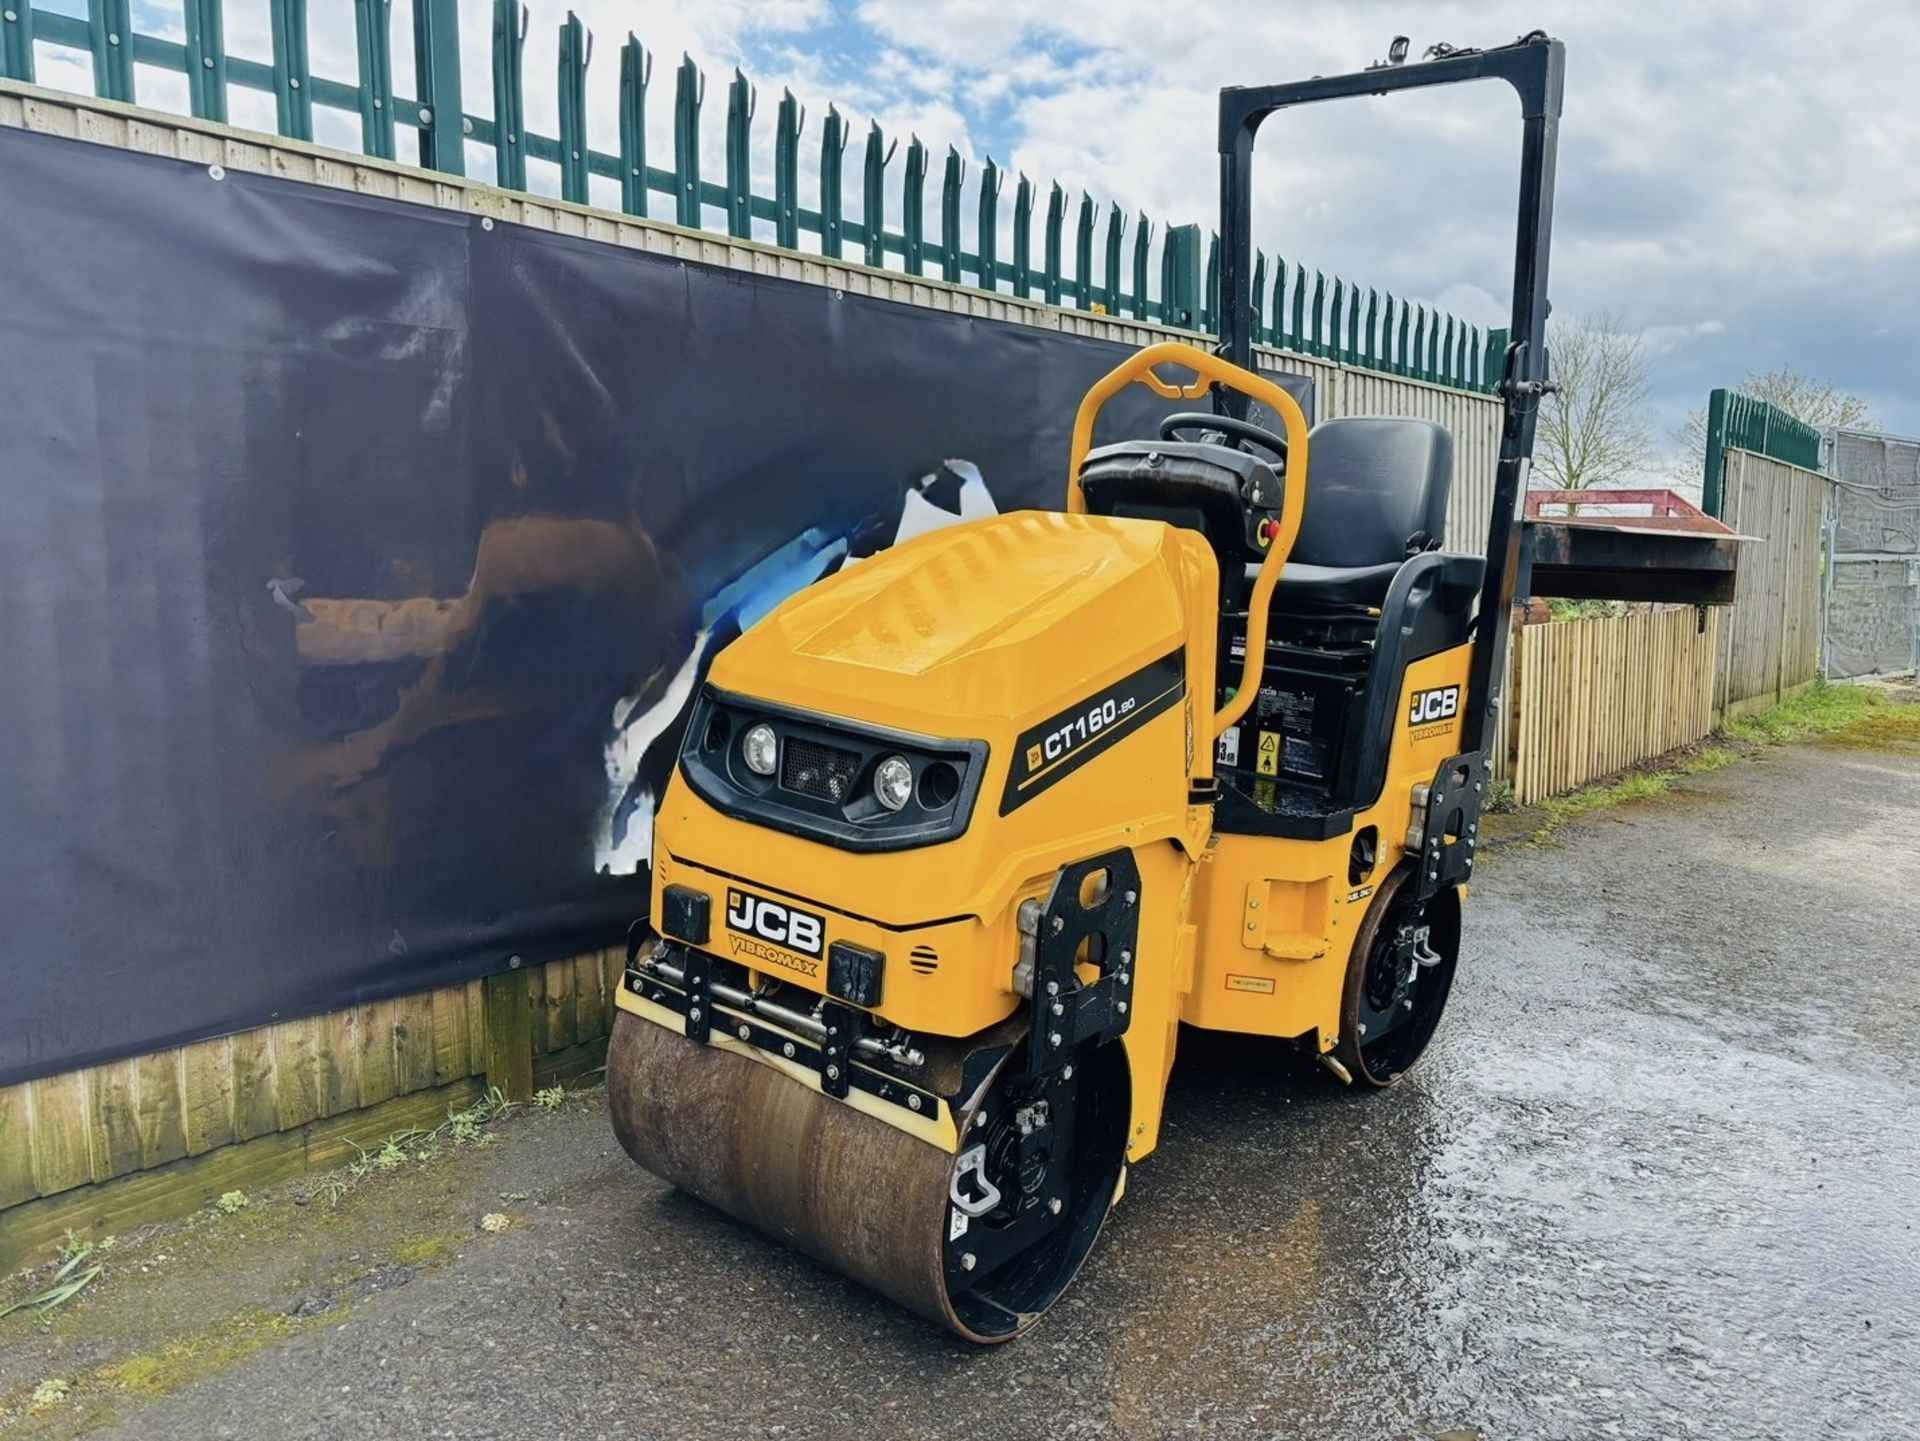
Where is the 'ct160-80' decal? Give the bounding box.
[1000,651,1185,814]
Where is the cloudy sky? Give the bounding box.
[61,2,1920,466]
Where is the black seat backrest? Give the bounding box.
[1294,417,1454,567]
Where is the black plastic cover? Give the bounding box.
[827,941,886,1009]
[1079,439,1280,561]
[660,885,712,946]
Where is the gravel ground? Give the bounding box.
[3,732,1917,1440]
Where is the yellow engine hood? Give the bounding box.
[709,511,1210,732]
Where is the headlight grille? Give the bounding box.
[781,736,862,802]
[679,686,988,854]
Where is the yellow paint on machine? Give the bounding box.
[626,342,1472,1167]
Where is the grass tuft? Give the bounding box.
[317,1087,517,1209]
[0,1232,111,1321]
[1724,678,1883,744]
[1676,746,1738,775]
[1539,770,1672,831]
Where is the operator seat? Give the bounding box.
[1258,416,1463,611]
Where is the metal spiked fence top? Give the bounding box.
[1701,387,1826,515]
[1,0,1499,393]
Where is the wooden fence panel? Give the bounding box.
[0,947,622,1251]
[1510,607,1723,805]
[1716,448,1828,712]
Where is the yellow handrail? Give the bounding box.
[1065,342,1309,739]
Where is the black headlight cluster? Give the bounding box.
[679,686,988,852]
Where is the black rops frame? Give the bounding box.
[1214,32,1564,765]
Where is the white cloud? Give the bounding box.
[1643,319,1728,357]
[844,1,1920,435]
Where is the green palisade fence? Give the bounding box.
[1701,388,1826,516]
[0,0,1497,393]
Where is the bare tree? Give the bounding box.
[1533,312,1655,491]
[1673,367,1873,483]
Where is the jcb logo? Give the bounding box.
[1408,686,1461,727]
[725,889,824,957]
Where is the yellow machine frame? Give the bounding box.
[615,342,1472,1165]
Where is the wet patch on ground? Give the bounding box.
[3,734,1918,1439]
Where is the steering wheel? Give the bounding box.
[1158,411,1288,464]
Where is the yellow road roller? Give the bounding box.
[609,32,1566,1340]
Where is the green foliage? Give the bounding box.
[1484,778,1519,814]
[214,1190,249,1215]
[31,1378,72,1407]
[533,1086,566,1110]
[0,1235,107,1320]
[1546,597,1634,622]
[323,1089,517,1208]
[449,1086,512,1142]
[1723,680,1881,744]
[1676,746,1738,775]
[1539,770,1672,829]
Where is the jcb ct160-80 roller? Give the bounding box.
[609,33,1566,1341]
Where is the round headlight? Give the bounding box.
[874,755,914,811]
[742,723,778,776]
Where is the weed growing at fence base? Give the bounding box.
[0,1233,108,1321]
[1724,679,1881,744]
[1538,770,1674,832]
[1676,746,1738,775]
[318,1087,516,1209]
[1522,681,1915,845]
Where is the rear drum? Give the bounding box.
[1333,863,1460,1087]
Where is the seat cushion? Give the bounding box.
[1262,559,1407,610]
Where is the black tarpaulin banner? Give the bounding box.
[0,125,1310,1085]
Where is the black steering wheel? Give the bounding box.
[1159,411,1288,465]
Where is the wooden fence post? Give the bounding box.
[1776,479,1795,704]
[483,968,533,1101]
